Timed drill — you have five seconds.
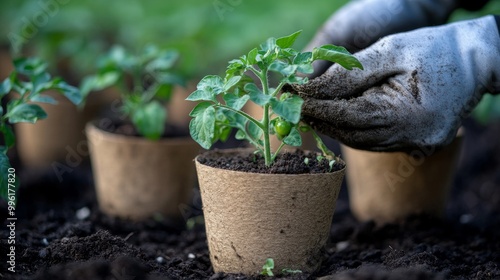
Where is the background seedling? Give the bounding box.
[81,45,184,140]
[0,57,81,202]
[261,258,275,276]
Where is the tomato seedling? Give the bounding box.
[187,30,362,166]
[81,45,184,140]
[0,57,82,203]
[261,258,275,276]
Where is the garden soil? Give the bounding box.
[1,118,499,279]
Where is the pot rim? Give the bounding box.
[85,120,197,146]
[195,148,346,177]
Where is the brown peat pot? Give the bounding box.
[342,130,464,224]
[195,148,345,275]
[86,121,199,221]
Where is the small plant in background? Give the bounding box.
[261,258,275,276]
[0,57,82,202]
[282,268,303,275]
[81,45,184,140]
[187,30,362,166]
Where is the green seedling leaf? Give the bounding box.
[0,78,12,96]
[276,30,302,49]
[282,269,303,275]
[261,258,275,277]
[156,73,185,87]
[260,37,277,53]
[131,101,166,140]
[296,63,314,75]
[313,45,363,70]
[13,57,48,76]
[107,45,137,70]
[283,127,302,147]
[30,94,57,105]
[189,106,216,149]
[282,75,308,85]
[247,120,263,144]
[6,103,47,123]
[304,157,310,165]
[186,89,214,102]
[219,109,246,132]
[215,118,232,143]
[329,159,336,172]
[0,124,15,148]
[31,72,52,94]
[187,76,225,102]
[235,129,246,140]
[52,81,83,105]
[247,48,259,64]
[197,75,224,95]
[224,93,250,110]
[145,50,179,72]
[224,75,242,91]
[270,95,304,124]
[92,72,120,91]
[269,60,297,77]
[189,102,213,117]
[245,83,270,106]
[226,58,246,79]
[293,52,313,65]
[280,48,299,59]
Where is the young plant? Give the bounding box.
[261,258,275,276]
[81,45,184,140]
[187,30,362,166]
[0,57,82,202]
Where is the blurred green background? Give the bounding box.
[0,0,499,122]
[0,0,350,78]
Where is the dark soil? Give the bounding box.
[1,118,500,280]
[197,149,344,174]
[95,119,189,138]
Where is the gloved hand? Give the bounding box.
[293,16,500,152]
[304,0,482,77]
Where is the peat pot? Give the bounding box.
[15,90,118,168]
[86,121,199,221]
[342,130,464,224]
[195,149,345,275]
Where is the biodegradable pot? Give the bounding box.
[342,132,464,224]
[15,90,118,168]
[195,149,345,275]
[86,122,199,220]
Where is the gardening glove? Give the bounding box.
[305,0,491,77]
[294,15,500,152]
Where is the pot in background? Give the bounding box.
[342,130,464,224]
[86,121,199,221]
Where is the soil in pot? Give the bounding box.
[197,149,344,174]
